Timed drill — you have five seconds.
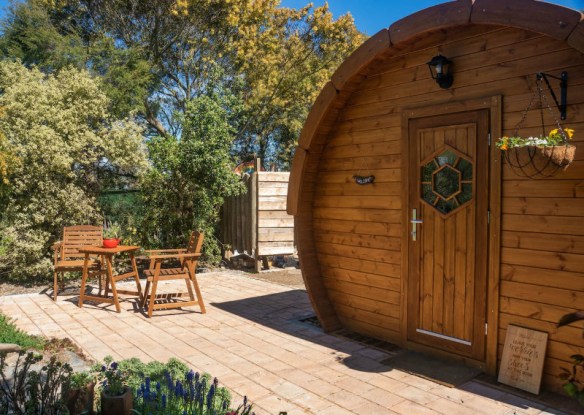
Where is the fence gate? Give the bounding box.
[221,160,295,271]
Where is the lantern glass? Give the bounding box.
[427,55,453,89]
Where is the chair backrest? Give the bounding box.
[182,231,204,270]
[62,225,103,260]
[186,231,204,254]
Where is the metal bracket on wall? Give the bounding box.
[536,71,568,120]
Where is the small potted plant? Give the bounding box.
[98,360,133,415]
[103,222,122,248]
[65,371,95,415]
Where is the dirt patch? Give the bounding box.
[0,281,48,297]
[242,267,305,289]
[0,265,305,297]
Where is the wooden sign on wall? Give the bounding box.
[498,325,548,394]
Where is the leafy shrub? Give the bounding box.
[139,95,245,263]
[0,61,147,281]
[0,312,45,350]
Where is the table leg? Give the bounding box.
[106,255,121,313]
[104,258,110,298]
[129,252,143,303]
[78,253,90,308]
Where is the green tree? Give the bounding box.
[140,94,244,261]
[0,61,147,279]
[10,0,364,166]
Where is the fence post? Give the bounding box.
[253,157,261,272]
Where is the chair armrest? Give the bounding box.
[52,241,63,266]
[149,253,202,261]
[144,249,187,254]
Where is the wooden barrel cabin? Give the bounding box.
[287,0,584,392]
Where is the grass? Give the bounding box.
[0,311,45,350]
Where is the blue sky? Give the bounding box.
[0,0,582,36]
[280,0,584,35]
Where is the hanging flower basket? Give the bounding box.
[498,128,576,177]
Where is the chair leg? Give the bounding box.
[142,280,151,308]
[191,275,206,314]
[53,270,59,301]
[147,279,158,318]
[185,278,195,302]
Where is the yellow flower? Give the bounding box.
[501,144,508,151]
[565,128,575,139]
[549,128,575,139]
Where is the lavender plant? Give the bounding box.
[134,370,253,415]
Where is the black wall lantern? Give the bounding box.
[427,55,453,89]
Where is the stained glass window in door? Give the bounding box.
[421,149,473,215]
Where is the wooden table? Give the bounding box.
[78,245,142,313]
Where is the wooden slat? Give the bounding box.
[332,29,391,90]
[500,296,580,326]
[287,147,305,215]
[502,231,584,255]
[453,207,467,340]
[313,207,400,224]
[324,277,401,306]
[258,186,287,196]
[319,154,401,172]
[315,182,401,197]
[432,205,444,334]
[326,288,401,317]
[568,20,584,53]
[326,128,401,148]
[317,169,400,184]
[317,253,400,278]
[500,280,583,309]
[471,0,582,40]
[502,214,584,236]
[501,247,584,273]
[421,207,434,331]
[338,307,401,341]
[501,264,584,291]
[314,231,400,251]
[257,245,294,256]
[334,304,401,335]
[313,218,401,237]
[389,0,472,45]
[258,197,287,211]
[323,267,401,291]
[258,228,294,242]
[502,197,584,216]
[314,195,401,210]
[258,172,290,182]
[442,214,456,338]
[316,241,401,265]
[258,218,294,228]
[298,82,338,150]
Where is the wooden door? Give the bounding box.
[407,110,489,361]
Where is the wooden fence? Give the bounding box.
[221,163,294,271]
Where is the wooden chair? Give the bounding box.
[52,225,103,301]
[142,231,206,317]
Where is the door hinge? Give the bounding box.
[488,132,491,146]
[487,210,491,224]
[485,323,488,335]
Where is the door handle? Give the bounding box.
[411,209,423,241]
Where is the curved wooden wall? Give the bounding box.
[288,0,584,390]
